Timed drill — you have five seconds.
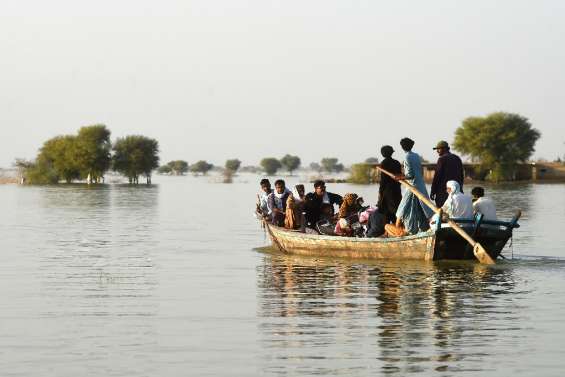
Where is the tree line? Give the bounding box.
[18,125,159,184]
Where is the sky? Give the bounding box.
[1,0,564,168]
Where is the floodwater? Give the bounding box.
[1,176,564,376]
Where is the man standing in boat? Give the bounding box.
[377,145,402,224]
[385,138,434,237]
[430,140,464,208]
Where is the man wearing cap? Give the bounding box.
[430,140,464,208]
[377,145,402,224]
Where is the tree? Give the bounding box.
[348,163,377,184]
[190,160,214,175]
[157,165,173,174]
[225,159,241,173]
[167,160,189,175]
[112,135,160,184]
[365,157,379,164]
[453,112,541,181]
[75,124,111,183]
[280,154,301,175]
[39,135,81,183]
[260,158,282,175]
[309,162,322,172]
[320,157,344,173]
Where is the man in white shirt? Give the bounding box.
[471,187,497,221]
[257,178,273,218]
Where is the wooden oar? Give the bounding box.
[376,166,495,265]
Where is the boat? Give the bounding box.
[262,211,521,262]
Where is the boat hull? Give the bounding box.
[265,224,511,262]
[266,224,436,261]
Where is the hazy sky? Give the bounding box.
[1,0,564,168]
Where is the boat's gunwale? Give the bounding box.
[268,224,436,243]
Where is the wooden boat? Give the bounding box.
[262,211,521,262]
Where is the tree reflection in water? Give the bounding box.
[257,253,523,376]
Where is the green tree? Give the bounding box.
[453,112,541,181]
[280,154,301,175]
[112,135,160,184]
[39,135,81,183]
[321,157,344,173]
[348,163,377,184]
[190,160,214,175]
[157,165,173,174]
[168,160,189,175]
[309,162,321,172]
[365,157,379,164]
[75,124,111,183]
[260,158,282,175]
[225,159,242,173]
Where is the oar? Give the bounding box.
[376,166,495,265]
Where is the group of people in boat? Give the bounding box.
[256,138,498,238]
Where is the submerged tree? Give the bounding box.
[157,165,173,174]
[348,163,377,184]
[190,160,214,175]
[309,162,322,172]
[453,112,541,181]
[225,159,242,173]
[38,135,82,183]
[112,135,160,184]
[280,154,301,175]
[75,124,112,183]
[169,160,189,175]
[260,158,282,175]
[320,157,344,173]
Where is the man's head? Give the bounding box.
[314,180,326,196]
[260,178,271,193]
[400,138,415,152]
[433,140,450,156]
[381,145,394,158]
[295,184,305,197]
[274,179,286,194]
[471,186,485,202]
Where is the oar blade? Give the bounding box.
[473,243,496,265]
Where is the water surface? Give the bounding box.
[1,177,564,376]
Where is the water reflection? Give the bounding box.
[257,253,525,375]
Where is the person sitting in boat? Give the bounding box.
[384,138,434,237]
[334,193,362,236]
[294,184,306,203]
[471,186,497,221]
[366,209,387,238]
[430,180,474,227]
[304,180,343,227]
[284,193,300,229]
[442,180,473,219]
[256,178,273,219]
[267,179,292,226]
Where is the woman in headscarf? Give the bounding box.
[385,138,434,237]
[441,180,473,219]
